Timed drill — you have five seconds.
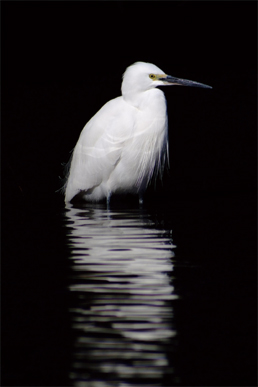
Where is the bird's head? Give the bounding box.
[121,61,212,102]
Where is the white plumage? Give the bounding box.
[64,62,211,203]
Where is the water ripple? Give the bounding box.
[64,205,179,386]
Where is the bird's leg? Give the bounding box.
[106,192,111,208]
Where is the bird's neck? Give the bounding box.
[122,88,166,111]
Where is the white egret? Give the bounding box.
[64,61,211,204]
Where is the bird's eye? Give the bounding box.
[149,74,156,80]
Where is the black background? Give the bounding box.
[2,2,257,386]
[2,1,256,201]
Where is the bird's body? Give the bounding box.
[64,62,211,204]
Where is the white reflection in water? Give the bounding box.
[64,205,178,386]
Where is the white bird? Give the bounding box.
[64,61,211,204]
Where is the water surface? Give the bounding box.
[2,194,256,386]
[64,205,179,386]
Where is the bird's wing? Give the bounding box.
[65,97,135,201]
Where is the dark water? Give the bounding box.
[2,193,257,386]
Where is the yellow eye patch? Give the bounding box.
[149,73,157,80]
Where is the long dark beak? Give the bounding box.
[161,75,212,89]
